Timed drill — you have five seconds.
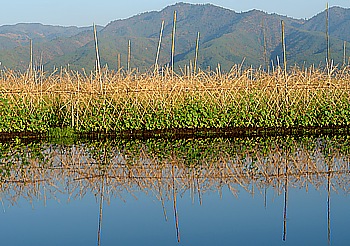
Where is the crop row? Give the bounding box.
[0,65,349,134]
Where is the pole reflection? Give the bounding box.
[0,135,349,244]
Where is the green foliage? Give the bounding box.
[1,84,350,134]
[0,97,57,133]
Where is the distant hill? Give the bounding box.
[0,3,349,72]
[0,23,102,70]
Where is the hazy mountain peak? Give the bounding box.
[0,3,349,71]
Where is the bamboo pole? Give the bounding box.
[171,11,177,76]
[343,41,347,66]
[127,40,131,74]
[93,23,101,75]
[155,20,165,73]
[262,18,268,71]
[281,20,287,76]
[326,3,330,65]
[281,20,288,108]
[194,32,200,75]
[29,39,33,76]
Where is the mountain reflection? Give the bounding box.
[0,135,349,244]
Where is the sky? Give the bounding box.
[1,0,350,27]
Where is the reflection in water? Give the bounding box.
[98,175,104,246]
[0,135,350,244]
[283,162,288,241]
[328,167,331,245]
[172,164,181,243]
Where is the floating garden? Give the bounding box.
[0,64,349,137]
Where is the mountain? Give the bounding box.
[0,3,349,72]
[0,23,103,70]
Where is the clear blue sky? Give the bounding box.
[1,0,350,27]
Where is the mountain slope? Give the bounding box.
[1,3,350,72]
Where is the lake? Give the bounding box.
[0,134,349,245]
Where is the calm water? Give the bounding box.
[1,135,350,245]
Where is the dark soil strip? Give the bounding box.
[2,126,349,142]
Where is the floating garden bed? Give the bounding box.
[0,65,349,137]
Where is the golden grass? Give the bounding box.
[0,64,349,133]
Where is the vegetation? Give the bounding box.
[0,63,349,135]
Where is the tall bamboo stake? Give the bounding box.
[155,20,165,73]
[93,23,101,75]
[29,39,33,75]
[281,20,287,76]
[171,11,177,76]
[326,3,330,65]
[281,20,288,108]
[343,41,347,66]
[262,18,268,71]
[194,32,200,74]
[127,40,131,74]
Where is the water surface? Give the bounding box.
[1,135,349,245]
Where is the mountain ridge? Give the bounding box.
[0,3,349,72]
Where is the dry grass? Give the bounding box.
[0,64,349,133]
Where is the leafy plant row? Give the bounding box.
[0,65,349,134]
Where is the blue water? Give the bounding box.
[1,185,349,246]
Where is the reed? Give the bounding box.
[0,64,349,135]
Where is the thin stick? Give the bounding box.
[93,23,101,75]
[71,93,74,128]
[171,11,177,75]
[281,20,288,108]
[327,165,331,245]
[343,41,347,66]
[194,32,200,75]
[97,177,104,246]
[29,39,33,75]
[262,18,268,71]
[282,162,288,241]
[281,20,287,76]
[326,3,330,65]
[196,177,202,205]
[127,40,131,74]
[155,20,165,73]
[172,164,180,242]
[158,179,168,221]
[40,51,43,100]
